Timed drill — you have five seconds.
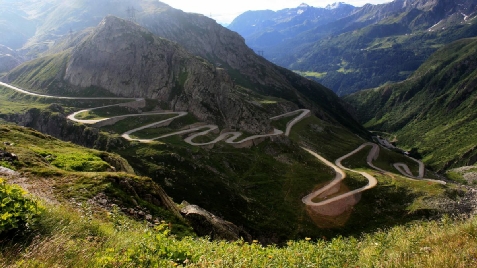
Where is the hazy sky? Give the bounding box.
[159,0,393,25]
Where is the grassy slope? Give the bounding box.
[0,125,190,234]
[345,37,477,171]
[114,113,461,241]
[0,74,465,243]
[0,117,472,267]
[1,185,476,267]
[0,84,132,116]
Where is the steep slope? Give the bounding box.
[0,0,366,136]
[229,0,477,95]
[4,15,368,137]
[345,37,477,171]
[5,16,274,134]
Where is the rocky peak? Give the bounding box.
[64,16,270,133]
[325,2,346,10]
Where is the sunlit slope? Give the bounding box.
[346,37,477,171]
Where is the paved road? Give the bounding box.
[302,143,378,206]
[1,82,309,146]
[270,109,310,136]
[302,142,446,206]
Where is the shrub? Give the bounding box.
[0,178,43,234]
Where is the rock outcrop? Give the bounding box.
[0,105,129,163]
[180,204,252,242]
[63,16,270,134]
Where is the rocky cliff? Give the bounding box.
[9,17,273,134]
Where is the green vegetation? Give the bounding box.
[0,78,462,244]
[286,10,477,95]
[270,114,296,132]
[446,166,477,185]
[0,92,472,266]
[0,124,189,234]
[345,37,477,171]
[75,106,140,120]
[113,114,459,241]
[0,125,122,174]
[5,51,71,93]
[0,85,131,116]
[294,70,327,79]
[129,114,199,139]
[100,114,177,135]
[0,178,43,234]
[2,197,477,267]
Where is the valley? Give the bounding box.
[1,0,477,267]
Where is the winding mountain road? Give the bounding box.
[302,142,446,207]
[302,143,378,206]
[1,82,446,208]
[0,82,309,146]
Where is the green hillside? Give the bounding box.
[290,16,477,95]
[0,85,464,242]
[0,124,476,267]
[345,37,477,171]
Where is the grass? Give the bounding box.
[288,115,364,160]
[0,86,467,244]
[346,37,477,171]
[294,70,328,79]
[128,114,199,139]
[75,106,140,120]
[0,110,473,266]
[1,199,477,267]
[373,147,420,176]
[0,124,190,235]
[100,114,177,134]
[271,114,297,132]
[0,125,127,173]
[0,85,131,116]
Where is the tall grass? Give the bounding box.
[2,201,476,267]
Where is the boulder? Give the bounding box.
[180,204,251,242]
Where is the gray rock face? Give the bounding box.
[180,204,252,242]
[64,16,270,133]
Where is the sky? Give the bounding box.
[159,0,393,25]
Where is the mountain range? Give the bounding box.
[229,0,477,95]
[0,0,378,241]
[0,0,475,245]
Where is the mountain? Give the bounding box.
[0,0,365,135]
[228,2,355,50]
[345,37,477,171]
[1,11,377,240]
[3,14,366,137]
[229,0,477,95]
[1,0,467,243]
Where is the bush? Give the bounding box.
[0,178,43,234]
